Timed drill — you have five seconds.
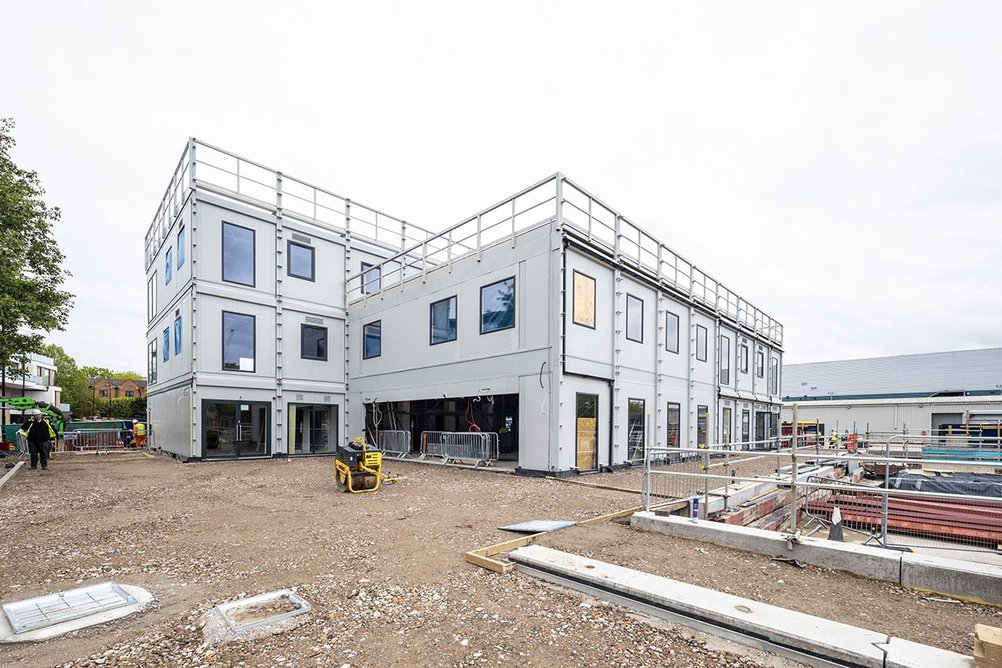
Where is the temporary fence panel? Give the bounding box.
[376,430,411,458]
[420,431,499,467]
[70,429,138,453]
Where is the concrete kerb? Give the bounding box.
[510,545,972,668]
[0,461,25,491]
[631,511,1002,606]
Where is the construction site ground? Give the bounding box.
[0,455,997,667]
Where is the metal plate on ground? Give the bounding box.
[216,589,311,633]
[500,520,576,533]
[2,582,137,634]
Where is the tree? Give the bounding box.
[0,118,73,404]
[40,343,93,417]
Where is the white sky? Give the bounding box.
[4,1,1001,372]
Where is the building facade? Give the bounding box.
[145,140,784,472]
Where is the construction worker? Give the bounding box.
[829,428,840,448]
[19,409,57,470]
[132,419,146,448]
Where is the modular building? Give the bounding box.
[144,139,784,473]
[782,348,1002,434]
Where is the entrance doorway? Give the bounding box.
[290,404,337,455]
[575,393,598,470]
[203,401,270,458]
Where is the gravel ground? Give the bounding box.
[0,454,993,666]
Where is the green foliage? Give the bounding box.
[80,366,143,381]
[102,397,146,419]
[39,343,93,416]
[0,119,73,390]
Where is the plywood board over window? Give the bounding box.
[572,271,596,328]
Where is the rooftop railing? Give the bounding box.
[144,139,435,270]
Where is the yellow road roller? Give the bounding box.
[334,436,405,493]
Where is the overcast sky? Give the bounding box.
[3,1,1001,372]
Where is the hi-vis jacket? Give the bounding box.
[19,419,57,443]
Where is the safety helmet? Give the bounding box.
[26,408,42,416]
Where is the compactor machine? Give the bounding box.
[333,436,404,493]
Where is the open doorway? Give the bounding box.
[364,394,519,461]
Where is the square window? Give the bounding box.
[696,324,707,362]
[222,311,256,372]
[174,316,182,356]
[666,311,680,353]
[288,241,315,281]
[222,222,255,286]
[361,262,381,294]
[430,296,457,344]
[572,271,596,328]
[177,227,185,268]
[126,390,134,398]
[480,277,515,334]
[626,294,643,343]
[165,248,173,285]
[363,321,381,359]
[162,328,170,362]
[301,324,328,360]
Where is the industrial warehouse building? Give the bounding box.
[781,348,1002,435]
[144,139,784,473]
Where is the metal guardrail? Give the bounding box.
[69,429,141,453]
[376,430,411,458]
[420,431,499,467]
[643,444,1002,555]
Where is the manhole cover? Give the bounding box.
[2,583,138,634]
[217,590,310,633]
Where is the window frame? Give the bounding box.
[221,221,256,287]
[665,311,680,353]
[287,240,316,282]
[571,270,596,329]
[164,247,173,285]
[221,310,256,373]
[666,401,681,447]
[300,323,328,361]
[429,295,458,345]
[177,226,185,268]
[362,320,382,359]
[147,274,156,323]
[770,356,780,395]
[162,328,170,362]
[719,334,731,385]
[360,261,381,294]
[173,315,182,356]
[148,339,157,384]
[756,350,765,378]
[479,276,516,335]
[697,404,709,446]
[625,293,644,343]
[695,324,708,362]
[740,343,749,374]
[627,397,646,462]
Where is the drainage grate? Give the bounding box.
[2,583,138,635]
[217,589,311,633]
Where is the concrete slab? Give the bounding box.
[632,511,902,582]
[0,583,153,643]
[878,637,973,668]
[900,552,1002,606]
[511,544,889,667]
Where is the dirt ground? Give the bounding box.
[0,454,997,667]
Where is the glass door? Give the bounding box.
[203,401,270,458]
[291,404,337,455]
[575,394,598,471]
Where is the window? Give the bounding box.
[695,325,707,362]
[740,343,749,374]
[222,222,255,286]
[301,324,328,360]
[628,398,646,461]
[625,294,643,343]
[480,277,515,334]
[361,262,381,294]
[222,311,256,372]
[755,350,765,378]
[165,248,173,285]
[697,405,708,447]
[99,389,109,397]
[430,296,457,344]
[174,316,182,356]
[572,271,596,328]
[177,227,185,268]
[722,407,732,445]
[288,241,315,281]
[769,357,780,395]
[575,394,599,470]
[147,275,156,323]
[363,321,381,359]
[742,409,750,443]
[666,311,679,353]
[126,390,135,398]
[162,328,170,362]
[148,339,157,384]
[719,335,731,385]
[666,402,681,447]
